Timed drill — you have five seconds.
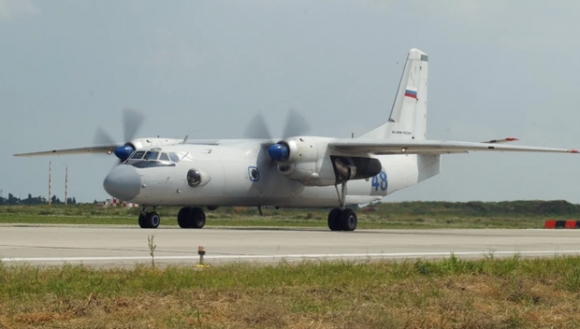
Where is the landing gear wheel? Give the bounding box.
[328,208,342,231]
[339,209,357,231]
[191,207,206,229]
[143,212,160,229]
[138,214,147,228]
[178,207,192,228]
[177,207,206,229]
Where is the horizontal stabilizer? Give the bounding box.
[329,138,579,155]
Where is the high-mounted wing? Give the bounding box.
[329,139,579,155]
[14,145,119,157]
[14,108,143,160]
[181,139,221,145]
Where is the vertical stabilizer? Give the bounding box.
[361,48,429,140]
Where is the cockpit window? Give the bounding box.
[144,151,159,160]
[169,152,180,163]
[126,150,176,168]
[131,151,145,159]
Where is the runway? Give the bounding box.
[1,225,580,267]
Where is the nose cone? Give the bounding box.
[103,165,141,201]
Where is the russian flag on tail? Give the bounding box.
[404,88,417,99]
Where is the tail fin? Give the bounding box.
[361,48,429,140]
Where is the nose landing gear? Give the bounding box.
[177,206,206,229]
[138,206,160,229]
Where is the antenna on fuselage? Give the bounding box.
[182,135,189,143]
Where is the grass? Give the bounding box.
[0,204,567,229]
[3,256,580,328]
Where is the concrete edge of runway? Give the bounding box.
[4,249,580,266]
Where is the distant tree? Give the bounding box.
[8,193,18,205]
[27,193,32,200]
[51,195,62,204]
[72,197,77,205]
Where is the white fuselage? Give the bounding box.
[112,140,440,208]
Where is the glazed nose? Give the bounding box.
[103,165,141,201]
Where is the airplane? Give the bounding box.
[15,48,578,231]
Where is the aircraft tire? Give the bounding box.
[339,209,357,231]
[191,207,206,229]
[138,214,148,228]
[327,208,342,231]
[177,207,192,228]
[144,212,161,229]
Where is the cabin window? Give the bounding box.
[187,169,202,187]
[248,166,260,181]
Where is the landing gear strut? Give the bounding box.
[139,206,160,229]
[328,182,358,231]
[177,206,206,229]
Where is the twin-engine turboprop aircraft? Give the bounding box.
[15,49,578,231]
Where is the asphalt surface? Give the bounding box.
[1,225,579,267]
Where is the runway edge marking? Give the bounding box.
[3,250,580,263]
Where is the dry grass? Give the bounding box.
[0,203,567,229]
[2,257,580,328]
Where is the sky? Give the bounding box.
[1,0,579,203]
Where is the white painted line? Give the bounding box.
[2,249,580,263]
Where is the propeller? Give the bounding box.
[94,128,116,146]
[244,108,310,140]
[282,108,310,140]
[243,108,311,162]
[244,111,272,140]
[93,108,145,162]
[123,108,145,142]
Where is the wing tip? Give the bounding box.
[569,149,579,154]
[505,137,519,142]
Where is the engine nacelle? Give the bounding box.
[267,136,383,187]
[267,137,333,186]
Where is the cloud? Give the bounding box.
[0,0,39,22]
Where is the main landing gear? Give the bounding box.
[327,208,357,231]
[177,206,206,229]
[137,205,207,229]
[327,182,358,231]
[139,206,160,229]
